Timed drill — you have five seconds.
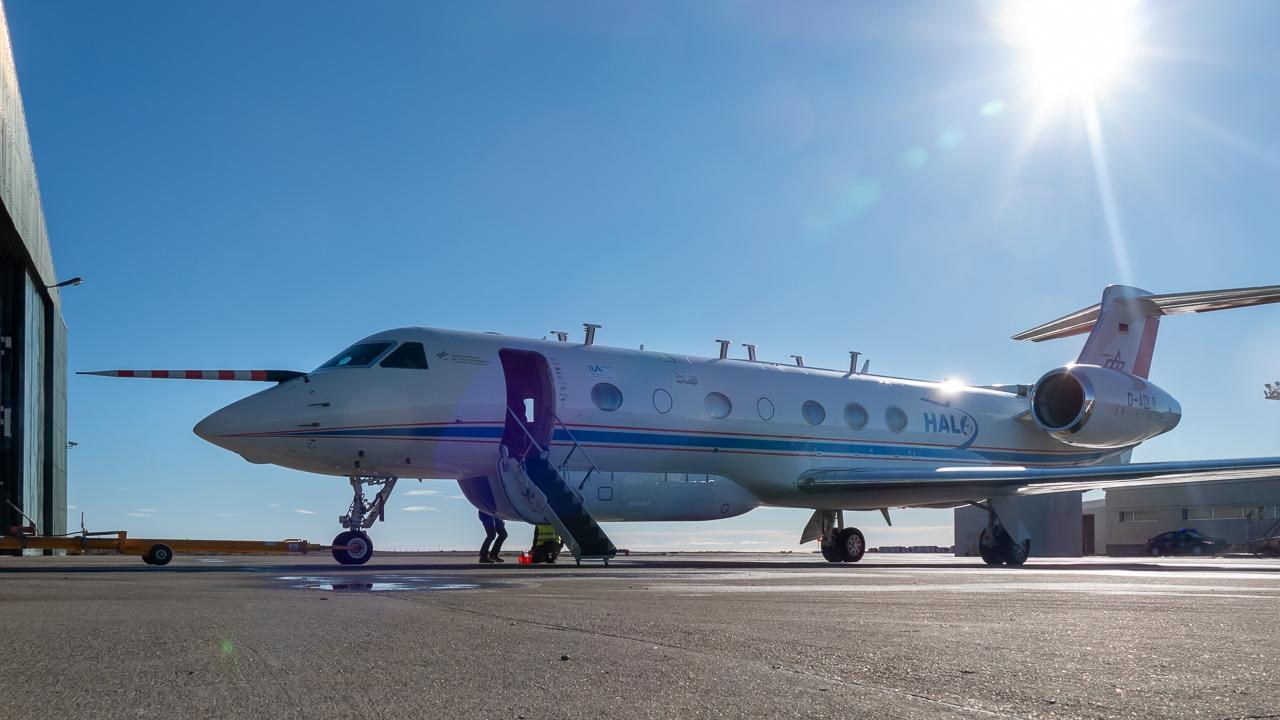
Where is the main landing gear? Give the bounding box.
[822,527,866,563]
[804,510,866,563]
[974,500,1030,566]
[332,476,397,565]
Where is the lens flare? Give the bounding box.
[1000,0,1139,101]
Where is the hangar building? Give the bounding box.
[0,1,68,545]
[1093,480,1280,555]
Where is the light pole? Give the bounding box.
[45,276,82,290]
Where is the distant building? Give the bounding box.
[1082,497,1105,555]
[1101,480,1280,555]
[0,2,68,547]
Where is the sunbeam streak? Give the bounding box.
[1081,95,1133,285]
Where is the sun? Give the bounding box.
[999,0,1140,101]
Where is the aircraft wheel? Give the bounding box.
[332,531,373,565]
[148,544,173,566]
[1005,538,1030,566]
[837,527,865,563]
[978,529,1003,566]
[821,541,846,563]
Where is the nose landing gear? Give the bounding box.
[332,476,397,565]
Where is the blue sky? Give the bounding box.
[10,1,1280,551]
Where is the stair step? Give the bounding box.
[518,460,616,562]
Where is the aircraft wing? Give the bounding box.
[796,456,1280,497]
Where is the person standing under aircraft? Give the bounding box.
[478,511,507,563]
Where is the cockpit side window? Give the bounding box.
[316,342,394,370]
[380,342,429,369]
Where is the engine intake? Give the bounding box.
[1030,365,1181,449]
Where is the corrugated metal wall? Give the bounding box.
[0,0,67,540]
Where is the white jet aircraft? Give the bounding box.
[85,284,1280,566]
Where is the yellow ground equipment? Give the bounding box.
[0,525,324,565]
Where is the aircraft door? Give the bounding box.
[498,350,556,458]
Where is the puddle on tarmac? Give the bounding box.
[277,574,487,592]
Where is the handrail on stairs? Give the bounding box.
[505,406,546,460]
[551,413,603,490]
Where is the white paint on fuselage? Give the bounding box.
[195,327,1119,513]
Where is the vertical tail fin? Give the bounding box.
[1076,285,1160,378]
[1012,283,1280,378]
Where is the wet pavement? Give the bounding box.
[1,552,1277,719]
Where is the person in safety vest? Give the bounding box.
[529,523,563,564]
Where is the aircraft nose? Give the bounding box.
[194,403,247,448]
[194,388,295,464]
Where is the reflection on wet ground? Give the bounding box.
[277,574,493,592]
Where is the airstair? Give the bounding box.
[500,408,616,565]
[523,455,616,563]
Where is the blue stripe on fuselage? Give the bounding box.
[264,423,1105,466]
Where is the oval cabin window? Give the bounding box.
[652,388,673,414]
[591,383,624,412]
[885,405,908,433]
[705,392,732,419]
[844,402,869,430]
[801,400,826,425]
[757,397,775,421]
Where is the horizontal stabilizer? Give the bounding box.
[1013,283,1280,342]
[79,369,304,383]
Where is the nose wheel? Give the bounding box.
[332,476,397,565]
[332,530,374,565]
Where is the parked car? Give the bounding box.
[1145,529,1227,557]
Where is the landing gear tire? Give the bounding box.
[836,527,865,563]
[821,541,846,563]
[979,528,1030,566]
[332,531,373,565]
[146,543,173,566]
[1005,538,1030,566]
[979,529,1003,566]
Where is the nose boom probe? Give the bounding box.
[79,369,305,383]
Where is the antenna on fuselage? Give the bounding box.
[716,340,731,360]
[583,323,601,346]
[848,351,861,375]
[790,355,805,367]
[860,358,871,374]
[742,343,757,362]
[552,331,569,342]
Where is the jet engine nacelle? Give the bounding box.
[1029,365,1181,449]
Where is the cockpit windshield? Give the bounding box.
[315,342,394,370]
